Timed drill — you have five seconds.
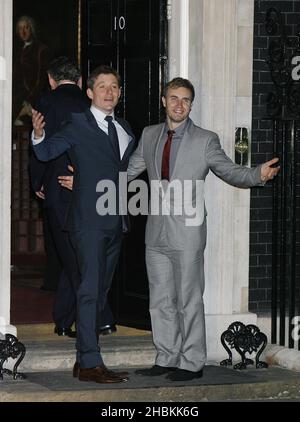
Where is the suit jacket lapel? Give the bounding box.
[85,111,135,162]
[85,109,101,133]
[115,117,135,163]
[84,109,117,157]
[122,138,135,163]
[170,118,193,179]
[154,124,165,179]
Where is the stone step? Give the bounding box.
[19,334,155,372]
[2,364,300,402]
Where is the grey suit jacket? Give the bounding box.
[127,118,262,250]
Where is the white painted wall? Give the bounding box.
[0,0,16,336]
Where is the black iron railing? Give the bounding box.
[265,8,300,349]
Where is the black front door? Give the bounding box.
[81,0,168,328]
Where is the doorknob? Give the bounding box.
[235,127,249,166]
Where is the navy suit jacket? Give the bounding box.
[32,109,135,232]
[30,84,89,221]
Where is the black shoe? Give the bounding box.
[166,368,203,381]
[54,326,77,338]
[135,365,177,376]
[98,324,117,336]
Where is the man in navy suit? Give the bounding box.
[31,65,134,384]
[30,57,117,339]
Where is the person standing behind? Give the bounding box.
[31,65,134,384]
[127,77,280,381]
[30,57,116,338]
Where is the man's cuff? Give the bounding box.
[31,130,45,145]
[256,164,266,186]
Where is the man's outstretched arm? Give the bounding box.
[32,108,46,139]
[206,134,280,187]
[31,109,74,161]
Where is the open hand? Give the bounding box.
[35,185,45,200]
[58,165,74,191]
[260,157,280,182]
[32,108,45,138]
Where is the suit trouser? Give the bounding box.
[146,246,207,372]
[47,208,115,330]
[70,229,122,368]
[42,209,62,291]
[47,208,80,328]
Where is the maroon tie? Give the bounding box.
[161,130,175,181]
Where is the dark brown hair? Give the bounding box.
[163,77,195,102]
[47,56,81,83]
[87,65,121,89]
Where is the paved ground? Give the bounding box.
[1,364,300,402]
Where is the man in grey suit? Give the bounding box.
[127,77,279,381]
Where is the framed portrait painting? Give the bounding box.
[12,0,80,126]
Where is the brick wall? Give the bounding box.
[250,0,300,313]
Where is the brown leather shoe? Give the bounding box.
[73,361,128,378]
[78,365,129,383]
[104,366,129,378]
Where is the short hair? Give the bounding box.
[87,65,121,90]
[47,56,81,83]
[163,77,195,102]
[16,15,37,39]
